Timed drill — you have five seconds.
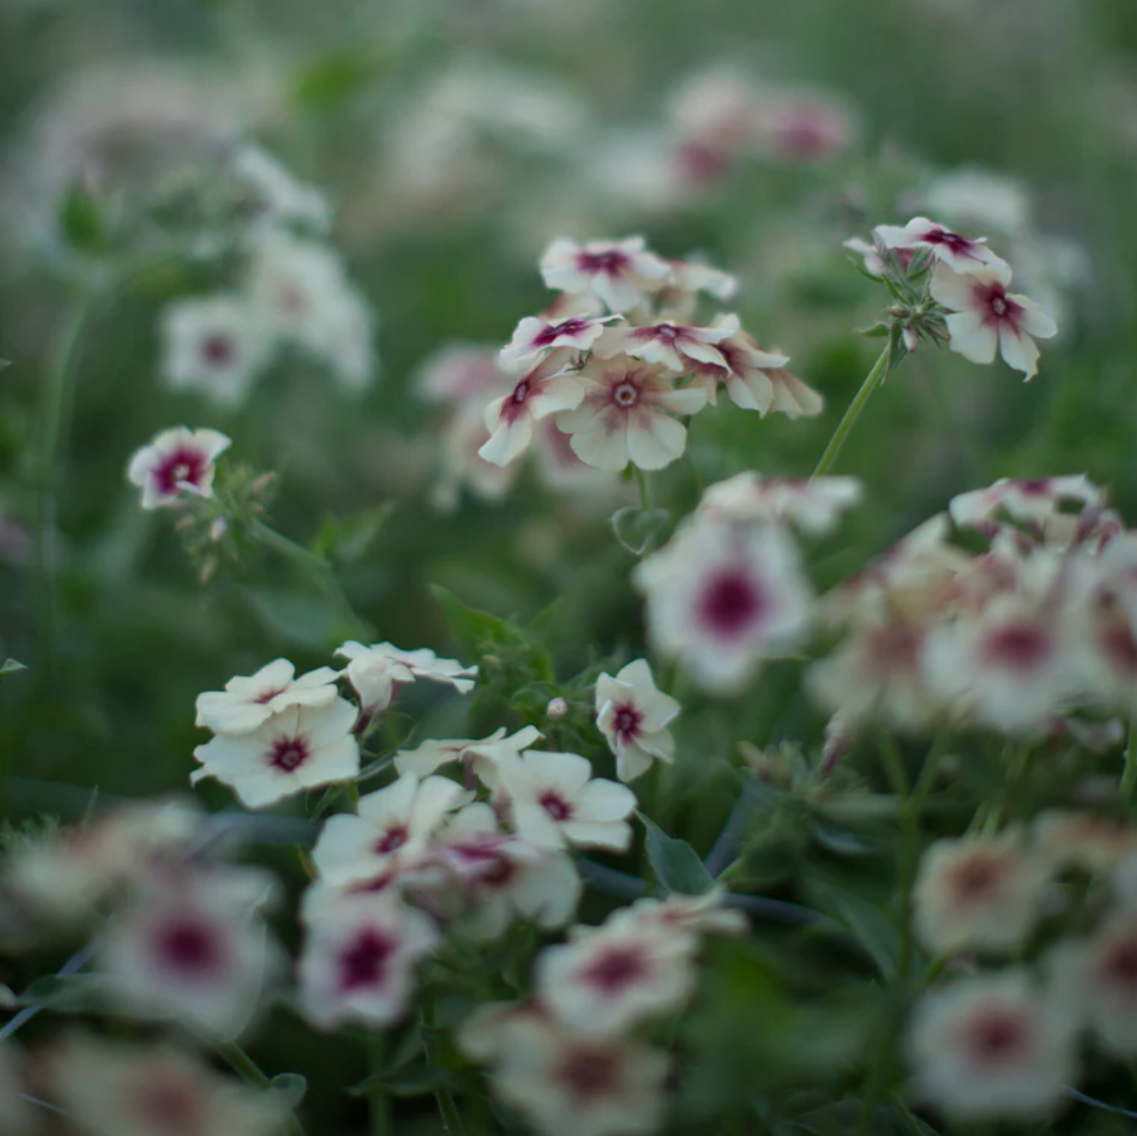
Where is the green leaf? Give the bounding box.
[312,503,395,565]
[17,974,105,1013]
[858,321,890,338]
[352,1064,459,1099]
[268,1073,307,1108]
[610,505,670,556]
[0,658,26,681]
[804,873,899,979]
[294,50,385,114]
[246,588,345,648]
[430,584,511,657]
[58,183,112,254]
[641,814,714,895]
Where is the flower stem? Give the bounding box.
[1122,724,1137,797]
[366,1036,392,1136]
[812,343,892,478]
[634,466,652,512]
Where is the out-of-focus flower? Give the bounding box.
[624,889,748,937]
[907,971,1077,1122]
[415,344,507,404]
[159,296,275,407]
[554,356,705,472]
[231,144,331,233]
[195,658,341,736]
[931,262,1057,380]
[192,698,360,808]
[311,772,471,887]
[126,427,230,510]
[44,1032,287,1136]
[921,168,1033,236]
[595,659,679,782]
[498,750,637,852]
[535,910,698,1036]
[948,476,1107,541]
[1033,810,1137,875]
[334,641,476,715]
[874,216,1006,275]
[635,518,813,694]
[913,831,1051,955]
[98,866,280,1040]
[297,891,439,1030]
[432,396,520,511]
[755,90,857,163]
[697,473,862,535]
[540,237,671,313]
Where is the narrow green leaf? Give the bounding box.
[641,814,714,895]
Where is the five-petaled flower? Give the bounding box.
[595,659,679,782]
[540,236,672,313]
[127,427,231,510]
[875,216,1007,275]
[195,657,341,735]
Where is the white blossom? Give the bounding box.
[874,216,1007,275]
[126,427,230,510]
[595,659,679,782]
[231,144,332,232]
[697,472,862,535]
[593,318,734,375]
[500,314,614,372]
[539,236,671,313]
[195,658,341,736]
[334,640,476,715]
[394,725,543,784]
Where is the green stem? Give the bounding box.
[366,1035,392,1136]
[634,466,652,513]
[252,520,372,640]
[812,344,892,478]
[217,1043,307,1136]
[421,993,466,1136]
[1123,723,1137,797]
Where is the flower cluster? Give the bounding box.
[458,891,745,1136]
[479,235,823,476]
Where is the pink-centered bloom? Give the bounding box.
[697,472,862,535]
[554,356,705,472]
[875,216,1006,275]
[907,971,1077,1122]
[297,891,439,1030]
[930,262,1057,380]
[479,349,585,467]
[334,640,477,715]
[126,426,231,510]
[394,725,544,785]
[1034,810,1137,875]
[594,318,734,375]
[595,659,679,783]
[195,658,341,735]
[500,314,614,371]
[948,476,1107,541]
[634,519,814,694]
[191,698,360,808]
[540,236,672,313]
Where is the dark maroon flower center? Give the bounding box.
[966,1011,1027,1063]
[556,1048,619,1101]
[577,250,629,276]
[269,736,309,772]
[539,791,572,822]
[582,946,646,993]
[612,380,640,408]
[154,448,207,496]
[153,917,225,978]
[975,282,1022,326]
[1017,479,1051,496]
[698,569,766,639]
[924,228,976,255]
[613,703,643,744]
[981,623,1051,672]
[375,825,408,855]
[339,928,396,991]
[949,856,1000,902]
[200,333,234,367]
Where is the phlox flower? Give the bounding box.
[1033,810,1137,876]
[634,519,814,695]
[930,261,1057,380]
[535,909,698,1036]
[540,236,672,313]
[97,866,280,1040]
[756,91,856,162]
[666,258,739,302]
[697,472,862,535]
[554,357,705,472]
[689,315,823,416]
[191,698,360,808]
[464,1007,670,1136]
[231,144,332,233]
[334,640,476,715]
[874,216,1006,275]
[593,318,734,375]
[479,349,585,467]
[949,475,1107,540]
[497,750,637,852]
[913,831,1051,956]
[595,659,679,782]
[159,295,274,406]
[394,725,543,783]
[195,657,341,735]
[297,891,439,1030]
[906,971,1077,1122]
[432,396,519,512]
[311,772,472,887]
[45,1033,287,1136]
[624,888,749,937]
[126,427,230,510]
[500,314,614,371]
[415,344,505,404]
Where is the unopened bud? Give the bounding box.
[546,697,569,719]
[210,517,229,543]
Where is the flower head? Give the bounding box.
[539,236,671,313]
[334,641,477,715]
[394,725,543,783]
[500,314,614,372]
[874,216,1006,275]
[697,472,862,535]
[195,658,341,735]
[594,318,734,375]
[127,427,231,510]
[595,659,679,782]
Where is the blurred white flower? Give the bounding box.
[192,698,360,808]
[195,658,341,736]
[907,971,1077,1122]
[697,473,861,535]
[126,426,230,511]
[921,168,1033,236]
[948,475,1106,538]
[298,891,439,1029]
[415,344,507,404]
[159,295,275,406]
[624,888,748,937]
[540,237,671,313]
[595,659,679,782]
[875,216,1007,275]
[334,640,476,715]
[231,144,332,232]
[1033,810,1137,875]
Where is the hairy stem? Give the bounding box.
[812,344,892,478]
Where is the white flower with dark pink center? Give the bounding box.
[554,357,705,472]
[697,472,862,535]
[689,315,823,417]
[906,971,1077,1122]
[874,216,1007,275]
[194,657,341,736]
[414,344,507,404]
[595,659,679,783]
[311,772,472,887]
[45,1033,287,1136]
[394,725,544,784]
[191,697,360,808]
[159,295,275,406]
[634,519,814,695]
[931,261,1057,380]
[913,831,1051,956]
[231,143,332,233]
[626,889,748,938]
[1033,810,1137,876]
[126,427,231,511]
[297,891,439,1030]
[756,92,856,162]
[97,867,280,1040]
[497,750,637,852]
[666,258,739,302]
[479,349,586,467]
[475,1010,670,1136]
[594,318,734,375]
[540,236,672,313]
[334,640,477,715]
[536,910,698,1037]
[500,314,614,372]
[949,475,1107,540]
